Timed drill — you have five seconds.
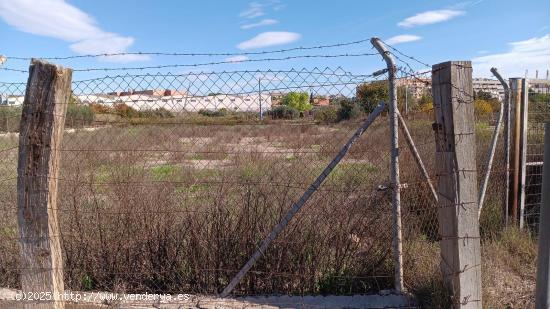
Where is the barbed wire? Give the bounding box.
[3,38,375,61]
[380,39,431,69]
[0,53,380,74]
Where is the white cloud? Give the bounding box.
[241,19,278,30]
[239,1,283,19]
[473,35,550,77]
[225,55,249,63]
[237,31,301,50]
[385,34,422,45]
[0,0,148,62]
[398,10,465,28]
[239,2,266,19]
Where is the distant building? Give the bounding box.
[107,89,186,97]
[77,92,271,113]
[473,78,506,100]
[270,92,285,106]
[528,79,550,94]
[309,95,330,106]
[0,95,24,106]
[396,78,431,99]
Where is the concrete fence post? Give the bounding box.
[432,61,482,308]
[17,59,72,309]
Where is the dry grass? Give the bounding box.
[0,117,397,295]
[0,112,538,307]
[482,227,537,308]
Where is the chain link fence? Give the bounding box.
[0,67,411,296]
[0,44,544,307]
[524,80,550,232]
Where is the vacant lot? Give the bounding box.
[0,113,537,307]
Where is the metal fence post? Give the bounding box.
[220,103,386,297]
[478,68,508,219]
[17,59,72,309]
[519,78,529,229]
[535,123,550,308]
[502,72,512,225]
[371,37,404,293]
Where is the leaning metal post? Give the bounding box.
[397,111,438,203]
[371,37,404,293]
[220,102,386,297]
[478,68,508,218]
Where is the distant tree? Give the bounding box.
[356,81,388,113]
[281,92,312,112]
[415,92,433,112]
[474,90,494,101]
[474,99,493,119]
[332,97,361,121]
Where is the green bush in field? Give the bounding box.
[356,81,388,114]
[139,107,175,118]
[268,105,299,119]
[198,108,229,117]
[0,106,22,132]
[313,105,338,123]
[335,98,361,121]
[66,103,94,127]
[281,92,312,112]
[313,98,361,123]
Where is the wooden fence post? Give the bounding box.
[17,59,72,308]
[432,61,482,308]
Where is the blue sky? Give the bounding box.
[0,0,549,82]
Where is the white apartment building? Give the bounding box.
[0,94,24,106]
[77,93,271,113]
[473,78,506,100]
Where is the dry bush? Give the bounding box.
[482,227,537,308]
[0,118,397,295]
[0,109,538,305]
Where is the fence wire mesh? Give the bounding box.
[0,43,543,307]
[525,80,550,232]
[0,66,409,297]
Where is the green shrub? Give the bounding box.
[335,98,361,121]
[281,92,312,111]
[268,105,299,119]
[139,107,175,118]
[198,108,229,117]
[0,106,22,132]
[66,103,94,127]
[313,105,338,123]
[356,81,388,114]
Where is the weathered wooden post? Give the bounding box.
[17,59,72,308]
[432,61,482,308]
